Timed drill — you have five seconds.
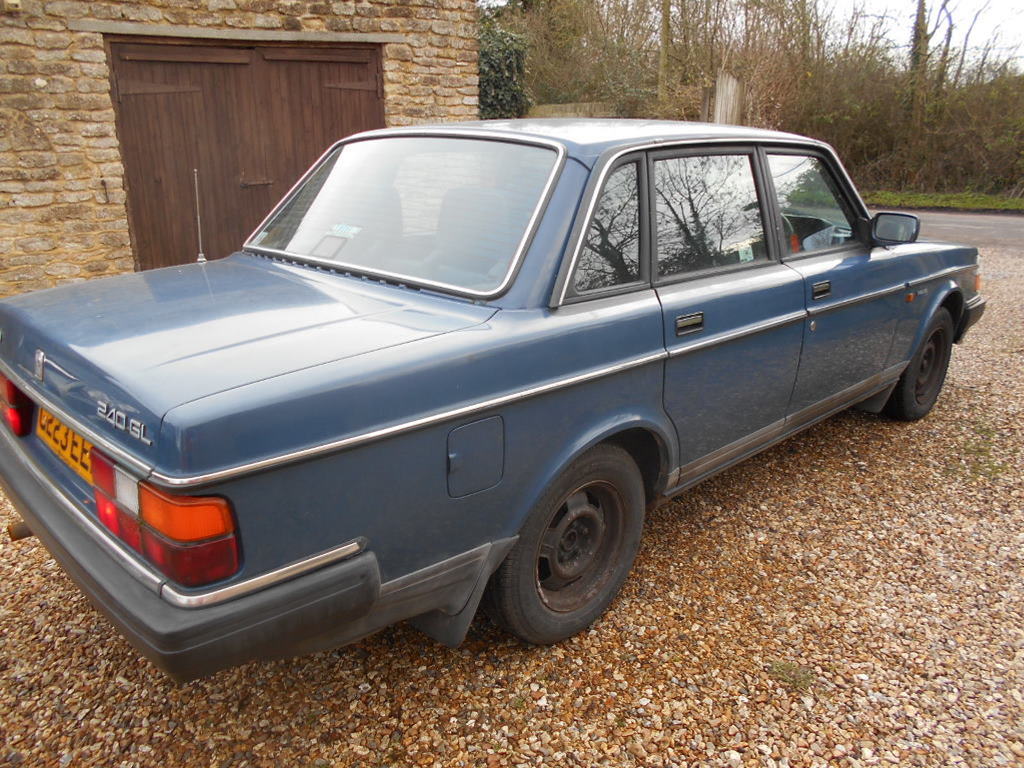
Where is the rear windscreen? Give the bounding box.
[248,136,559,295]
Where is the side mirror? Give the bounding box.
[871,212,920,246]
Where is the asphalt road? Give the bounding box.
[885,209,1024,249]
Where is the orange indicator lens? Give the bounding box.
[139,484,234,542]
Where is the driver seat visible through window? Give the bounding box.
[767,154,857,255]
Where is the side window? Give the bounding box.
[767,154,857,255]
[654,154,768,278]
[573,162,641,293]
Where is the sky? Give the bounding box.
[825,0,1024,64]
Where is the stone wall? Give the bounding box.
[0,0,479,298]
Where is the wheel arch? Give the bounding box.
[940,289,966,340]
[909,282,962,357]
[604,427,670,504]
[512,415,677,535]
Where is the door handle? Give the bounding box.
[240,179,274,189]
[675,312,704,335]
[812,280,831,300]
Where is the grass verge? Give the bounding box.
[863,190,1024,212]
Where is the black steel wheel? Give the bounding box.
[484,443,645,645]
[885,307,954,421]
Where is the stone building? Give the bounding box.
[0,0,480,297]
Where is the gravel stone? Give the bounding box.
[1,244,1021,767]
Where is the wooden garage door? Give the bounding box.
[109,41,386,271]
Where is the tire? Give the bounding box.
[484,443,645,645]
[884,307,954,421]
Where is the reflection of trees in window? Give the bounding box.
[767,155,856,252]
[771,156,837,212]
[574,163,640,292]
[769,155,855,226]
[655,155,765,277]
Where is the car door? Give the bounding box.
[652,147,806,485]
[763,150,903,417]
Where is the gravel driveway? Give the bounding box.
[2,245,1022,768]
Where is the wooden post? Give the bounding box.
[658,0,670,102]
[712,70,745,125]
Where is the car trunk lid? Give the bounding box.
[0,254,495,470]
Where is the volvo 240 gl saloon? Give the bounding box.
[0,120,985,680]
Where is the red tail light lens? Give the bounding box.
[95,491,142,552]
[91,449,116,497]
[0,373,33,437]
[141,528,239,587]
[89,448,239,587]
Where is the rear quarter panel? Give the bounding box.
[167,290,676,585]
[206,361,671,584]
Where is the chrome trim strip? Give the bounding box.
[41,357,78,382]
[785,362,907,425]
[806,283,906,316]
[966,293,985,309]
[244,130,568,300]
[670,418,786,489]
[907,264,975,289]
[0,423,163,592]
[0,358,152,477]
[667,310,806,358]
[553,136,837,307]
[161,538,367,608]
[663,362,908,496]
[379,541,489,598]
[150,350,669,487]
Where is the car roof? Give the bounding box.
[355,118,825,166]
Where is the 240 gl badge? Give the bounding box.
[97,400,152,446]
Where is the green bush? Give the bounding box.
[479,23,530,120]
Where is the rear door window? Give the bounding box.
[653,153,769,279]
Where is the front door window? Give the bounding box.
[766,154,857,254]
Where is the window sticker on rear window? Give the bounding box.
[331,223,362,239]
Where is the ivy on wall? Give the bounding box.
[479,23,530,119]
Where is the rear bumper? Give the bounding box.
[0,426,505,681]
[957,295,986,342]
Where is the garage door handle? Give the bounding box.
[240,179,274,188]
[812,280,831,300]
[675,312,704,335]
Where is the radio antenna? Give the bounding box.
[193,168,206,263]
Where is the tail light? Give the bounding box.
[91,449,239,587]
[0,373,33,437]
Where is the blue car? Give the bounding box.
[0,120,985,680]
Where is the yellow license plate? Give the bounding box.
[36,408,93,484]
